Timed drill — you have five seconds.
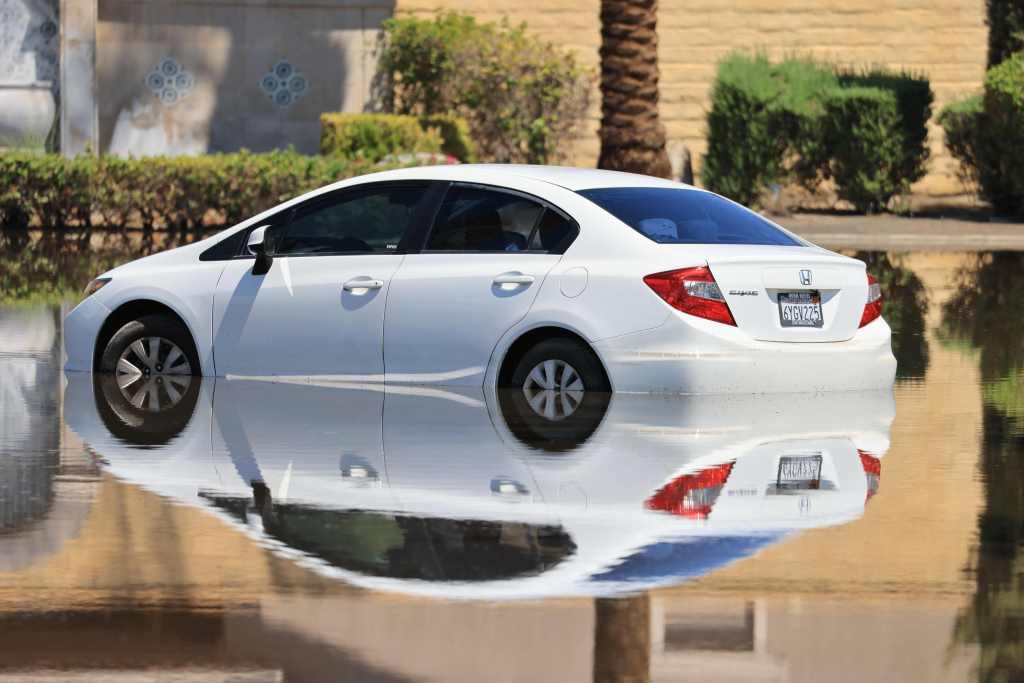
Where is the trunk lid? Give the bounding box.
[702,246,867,342]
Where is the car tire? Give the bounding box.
[502,338,611,452]
[508,337,610,393]
[99,314,200,377]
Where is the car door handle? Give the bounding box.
[343,278,384,292]
[493,274,535,286]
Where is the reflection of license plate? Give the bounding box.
[779,291,823,328]
[777,454,822,490]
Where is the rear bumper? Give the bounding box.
[594,312,896,394]
[63,295,111,372]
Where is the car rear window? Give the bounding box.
[577,187,803,246]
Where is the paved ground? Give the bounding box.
[780,212,1024,251]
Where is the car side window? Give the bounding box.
[426,185,546,253]
[276,185,424,256]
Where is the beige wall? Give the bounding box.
[398,0,987,195]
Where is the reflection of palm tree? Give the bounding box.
[593,596,650,683]
[942,252,1024,680]
[853,252,930,380]
[597,0,672,178]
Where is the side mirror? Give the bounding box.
[248,225,273,275]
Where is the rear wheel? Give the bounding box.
[99,315,200,411]
[501,338,611,451]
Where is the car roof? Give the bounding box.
[352,163,696,192]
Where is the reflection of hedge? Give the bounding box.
[702,54,932,212]
[941,252,1024,379]
[854,251,929,380]
[0,150,399,230]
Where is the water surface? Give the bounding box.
[2,251,1023,682]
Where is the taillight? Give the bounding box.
[858,449,881,502]
[859,273,883,328]
[644,266,737,326]
[645,462,735,519]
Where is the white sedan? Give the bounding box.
[64,164,896,395]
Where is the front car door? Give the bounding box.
[384,183,578,385]
[212,182,435,380]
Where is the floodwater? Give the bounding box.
[1,250,1022,683]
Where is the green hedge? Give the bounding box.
[701,54,933,213]
[939,52,1024,215]
[818,87,905,213]
[0,150,393,230]
[319,112,476,162]
[373,11,590,164]
[701,54,836,207]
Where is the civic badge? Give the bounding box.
[799,269,813,286]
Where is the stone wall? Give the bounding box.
[396,0,988,195]
[94,0,392,156]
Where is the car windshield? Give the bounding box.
[577,187,803,246]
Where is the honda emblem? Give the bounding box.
[799,269,812,286]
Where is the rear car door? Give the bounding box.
[384,183,578,385]
[213,182,434,379]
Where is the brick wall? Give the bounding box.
[396,0,987,195]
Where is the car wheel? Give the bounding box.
[502,338,611,452]
[99,314,201,407]
[94,372,201,446]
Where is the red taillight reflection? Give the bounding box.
[645,461,735,519]
[858,449,881,502]
[859,273,883,327]
[644,267,737,326]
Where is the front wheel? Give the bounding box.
[99,314,200,412]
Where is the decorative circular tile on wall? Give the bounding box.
[261,59,308,109]
[145,57,194,107]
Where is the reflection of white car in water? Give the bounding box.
[65,373,893,599]
[64,165,895,395]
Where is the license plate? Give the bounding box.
[777,454,822,490]
[778,291,823,328]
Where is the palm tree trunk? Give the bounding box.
[593,596,651,683]
[597,0,672,179]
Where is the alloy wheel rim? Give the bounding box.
[115,336,192,412]
[522,359,585,421]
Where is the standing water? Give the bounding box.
[0,250,1022,682]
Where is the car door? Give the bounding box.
[212,182,434,379]
[384,183,578,385]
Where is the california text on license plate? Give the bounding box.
[777,454,823,490]
[778,291,823,328]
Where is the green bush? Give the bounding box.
[373,11,591,164]
[0,150,393,231]
[320,113,443,161]
[319,112,477,163]
[419,114,477,163]
[940,53,1024,215]
[819,87,905,213]
[701,53,933,212]
[701,54,836,206]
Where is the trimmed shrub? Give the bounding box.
[940,53,1024,215]
[419,114,477,163]
[373,12,591,164]
[701,54,836,207]
[702,53,933,212]
[319,113,442,161]
[838,69,933,189]
[819,87,905,213]
[0,150,396,230]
